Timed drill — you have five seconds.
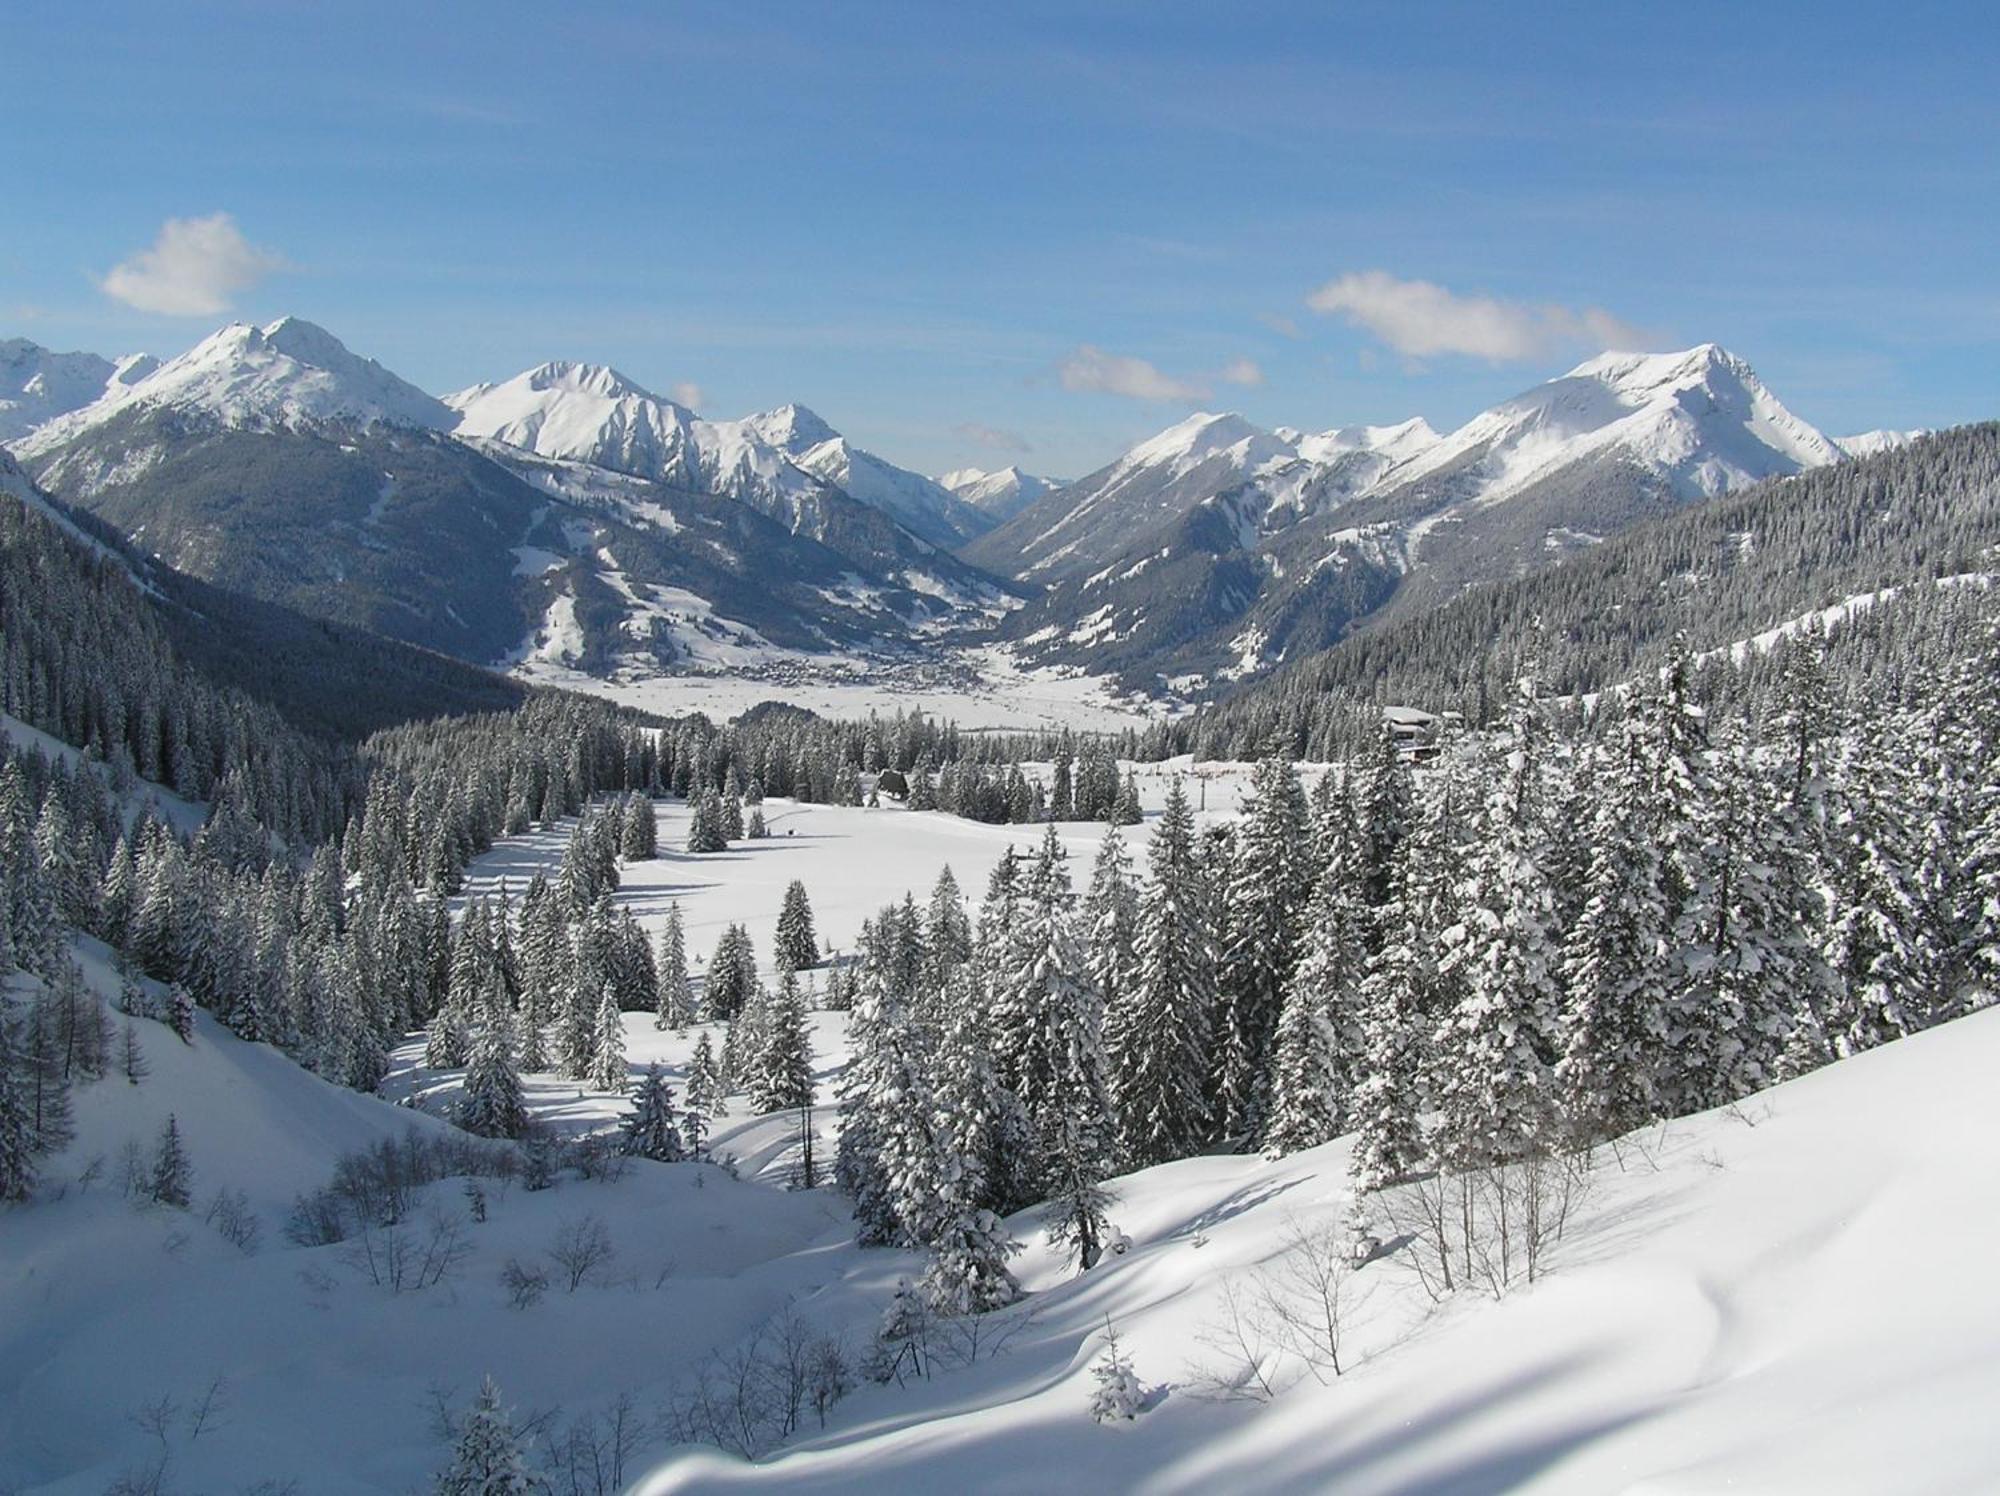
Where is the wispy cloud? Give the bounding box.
[100,213,286,317]
[1306,269,1642,362]
[954,421,1030,453]
[1058,345,1209,403]
[1219,357,1264,387]
[669,381,705,410]
[1258,312,1303,340]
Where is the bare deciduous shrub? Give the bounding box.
[1255,1214,1375,1382]
[1374,1147,1593,1302]
[666,1311,854,1459]
[501,1256,551,1310]
[1187,1278,1284,1402]
[285,1129,518,1246]
[339,1209,471,1293]
[548,1212,617,1292]
[204,1188,262,1254]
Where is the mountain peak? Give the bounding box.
[745,403,840,455]
[13,315,452,453]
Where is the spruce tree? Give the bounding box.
[459,1015,528,1139]
[1433,685,1564,1168]
[682,1031,725,1156]
[748,968,814,1114]
[1216,754,1313,1142]
[1262,797,1370,1156]
[775,880,819,973]
[588,981,628,1092]
[1556,738,1673,1143]
[1107,779,1213,1167]
[654,902,693,1030]
[435,1378,537,1495]
[705,923,757,1022]
[619,1063,686,1161]
[149,1114,193,1208]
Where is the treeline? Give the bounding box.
[1186,423,2000,760]
[832,589,2000,1313]
[0,493,358,844]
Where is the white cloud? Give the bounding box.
[1219,357,1264,387]
[100,213,287,316]
[1306,269,1642,363]
[1058,345,1209,403]
[670,381,705,410]
[954,421,1030,453]
[1258,312,1303,340]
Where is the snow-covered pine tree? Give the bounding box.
[1080,829,1139,1026]
[775,880,818,973]
[835,974,935,1247]
[1107,778,1214,1167]
[686,789,728,854]
[1432,679,1565,1168]
[435,1378,537,1495]
[654,902,693,1030]
[1263,790,1371,1156]
[924,865,972,988]
[149,1113,193,1208]
[459,1011,527,1139]
[748,968,814,1113]
[914,1000,1023,1314]
[1555,735,1673,1144]
[1217,754,1313,1142]
[588,980,628,1092]
[705,923,757,1021]
[619,791,658,860]
[682,1030,726,1157]
[1088,1323,1144,1423]
[619,1062,685,1161]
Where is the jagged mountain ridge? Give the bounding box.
[987,344,1914,689]
[9,320,1010,680]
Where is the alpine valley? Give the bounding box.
[5,319,1921,715]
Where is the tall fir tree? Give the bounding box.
[1107,779,1214,1166]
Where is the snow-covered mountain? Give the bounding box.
[14,317,452,457]
[743,404,993,547]
[936,465,1067,525]
[445,361,843,525]
[991,345,1867,688]
[0,339,157,442]
[448,369,993,548]
[1380,343,1842,508]
[12,321,1006,678]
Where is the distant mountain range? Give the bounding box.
[969,343,1921,688]
[3,318,1924,699]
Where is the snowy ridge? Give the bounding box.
[746,404,992,547]
[936,466,1066,525]
[1384,343,1843,506]
[12,318,453,454]
[0,339,156,442]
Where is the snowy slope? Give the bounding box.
[11,318,452,455]
[0,339,159,442]
[635,1006,2000,1495]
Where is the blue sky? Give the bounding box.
[4,0,1994,476]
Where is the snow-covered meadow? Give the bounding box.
[6,781,2000,1494]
